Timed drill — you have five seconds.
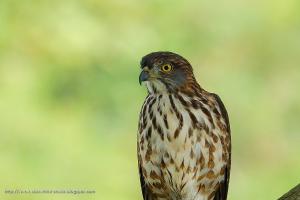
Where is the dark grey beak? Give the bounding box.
[139,70,149,85]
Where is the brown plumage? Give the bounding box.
[138,52,231,200]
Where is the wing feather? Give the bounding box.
[138,157,154,200]
[211,93,231,200]
[138,98,154,200]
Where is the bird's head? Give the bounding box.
[139,51,200,94]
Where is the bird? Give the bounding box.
[137,51,231,200]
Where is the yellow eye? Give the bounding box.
[161,64,173,72]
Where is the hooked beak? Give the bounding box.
[139,70,150,85]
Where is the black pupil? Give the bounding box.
[164,65,169,70]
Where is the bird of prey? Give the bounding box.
[137,52,231,200]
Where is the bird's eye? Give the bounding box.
[161,64,173,72]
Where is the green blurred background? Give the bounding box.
[0,0,300,199]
